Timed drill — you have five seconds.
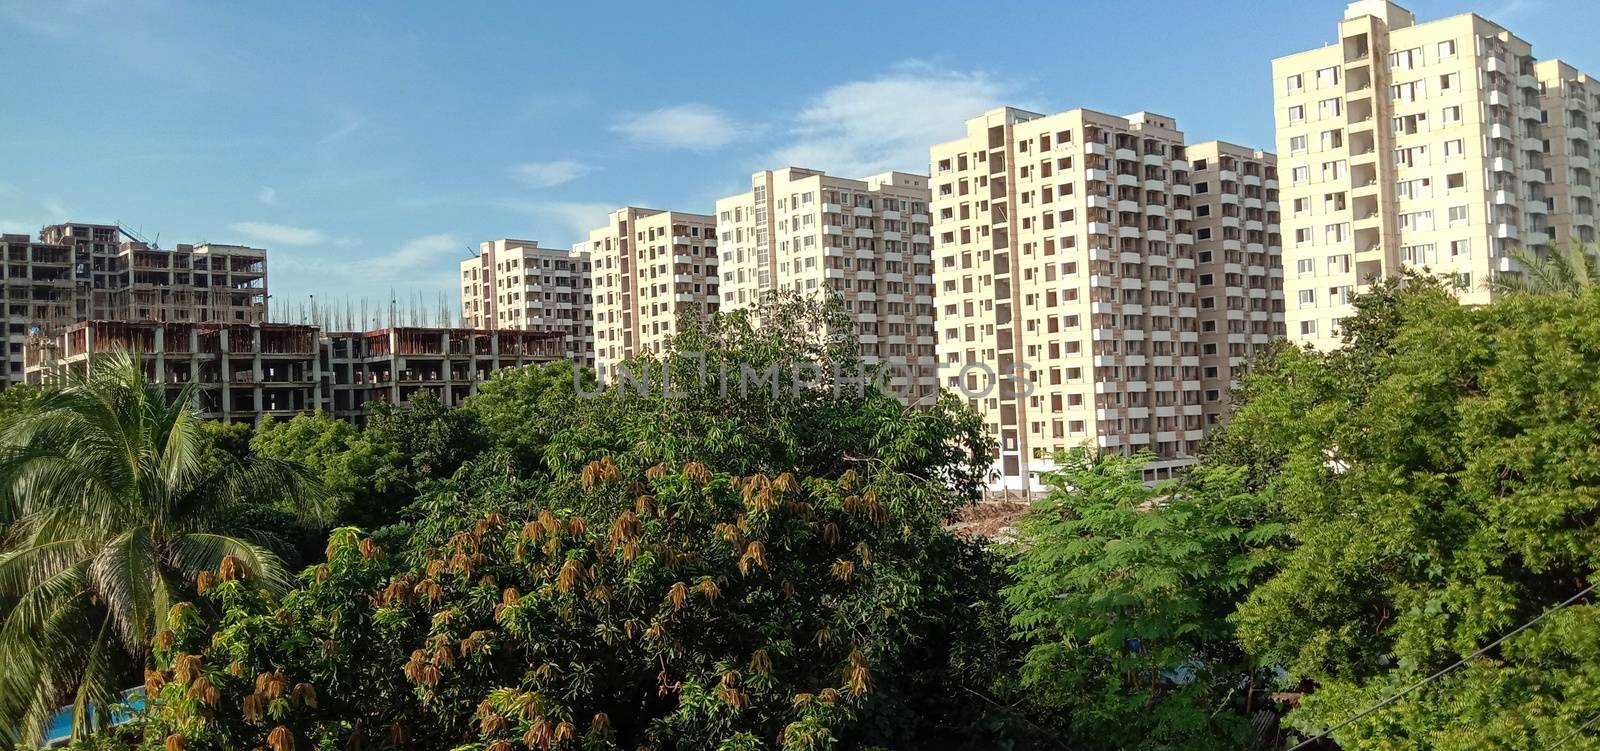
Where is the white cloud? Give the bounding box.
[367,233,462,270]
[228,221,327,247]
[770,63,1020,177]
[612,104,739,151]
[495,200,617,243]
[510,160,592,188]
[257,186,277,205]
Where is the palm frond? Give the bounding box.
[172,532,292,595]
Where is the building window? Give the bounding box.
[1448,205,1469,225]
[1298,289,1316,307]
[1442,105,1462,124]
[1288,105,1306,122]
[1290,135,1308,154]
[1296,258,1315,275]
[1300,320,1318,336]
[1286,73,1304,92]
[1438,40,1457,58]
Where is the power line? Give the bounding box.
[1546,711,1600,750]
[1289,582,1596,750]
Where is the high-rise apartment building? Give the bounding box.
[1186,142,1286,427]
[0,222,267,384]
[588,207,718,373]
[715,167,938,400]
[931,106,1274,488]
[460,238,595,368]
[1274,0,1596,348]
[1536,60,1600,248]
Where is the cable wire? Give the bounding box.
[1288,582,1596,750]
[1545,710,1600,750]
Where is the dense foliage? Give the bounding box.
[16,282,1600,750]
[0,353,327,748]
[1004,450,1286,749]
[1224,277,1600,748]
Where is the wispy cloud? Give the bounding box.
[257,186,277,205]
[0,219,38,235]
[495,199,617,242]
[367,233,463,270]
[317,113,364,145]
[270,232,467,302]
[1487,0,1543,22]
[612,104,740,151]
[770,62,1020,177]
[41,197,72,220]
[228,221,327,247]
[510,160,592,188]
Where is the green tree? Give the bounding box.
[1004,449,1286,749]
[0,351,328,748]
[252,395,484,536]
[1227,281,1600,748]
[102,294,1019,750]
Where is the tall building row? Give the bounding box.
[928,108,1283,487]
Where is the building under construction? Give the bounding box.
[1,222,268,385]
[24,320,566,425]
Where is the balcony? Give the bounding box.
[1116,173,1139,187]
[1525,200,1548,215]
[1494,223,1519,239]
[1142,153,1165,167]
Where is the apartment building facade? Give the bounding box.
[931,107,1222,488]
[715,167,939,400]
[460,238,595,368]
[1273,0,1594,347]
[1186,142,1287,426]
[588,207,718,373]
[1536,59,1600,248]
[26,321,565,426]
[0,222,268,384]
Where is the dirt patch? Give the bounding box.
[948,501,1031,542]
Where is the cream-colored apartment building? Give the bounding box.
[931,106,1270,488]
[715,167,938,401]
[1537,60,1600,248]
[1273,0,1595,348]
[460,238,595,368]
[1186,142,1286,427]
[588,207,718,373]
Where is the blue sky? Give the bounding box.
[2,0,1596,314]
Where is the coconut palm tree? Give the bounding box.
[0,350,328,747]
[1490,240,1600,297]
